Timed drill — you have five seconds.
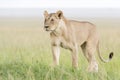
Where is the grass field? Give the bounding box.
[0,18,120,80]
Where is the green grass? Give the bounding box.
[0,19,120,80]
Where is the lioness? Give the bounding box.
[43,10,113,72]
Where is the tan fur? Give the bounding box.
[44,10,113,72]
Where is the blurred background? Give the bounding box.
[0,8,120,30]
[0,0,120,28]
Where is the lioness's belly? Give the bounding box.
[76,33,88,45]
[70,21,94,45]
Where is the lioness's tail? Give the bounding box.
[97,42,113,63]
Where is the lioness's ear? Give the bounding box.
[56,10,63,19]
[44,10,48,17]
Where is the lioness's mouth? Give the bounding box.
[45,28,51,31]
[45,28,54,32]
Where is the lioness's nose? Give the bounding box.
[45,26,49,28]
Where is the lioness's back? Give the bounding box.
[68,20,97,44]
[69,20,95,29]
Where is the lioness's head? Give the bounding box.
[44,10,63,31]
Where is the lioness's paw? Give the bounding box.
[87,62,98,72]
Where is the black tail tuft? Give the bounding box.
[109,52,114,59]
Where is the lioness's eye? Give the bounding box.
[51,19,54,21]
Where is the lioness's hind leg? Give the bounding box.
[81,42,98,72]
[81,42,89,60]
[86,43,98,72]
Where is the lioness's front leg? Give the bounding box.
[52,45,60,66]
[71,45,78,68]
